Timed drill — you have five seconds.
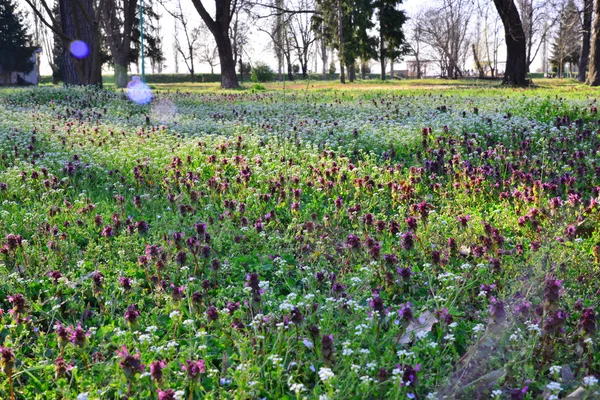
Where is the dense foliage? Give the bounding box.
[0,82,599,399]
[0,0,34,75]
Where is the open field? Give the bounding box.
[0,80,599,399]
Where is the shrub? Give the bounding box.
[251,63,274,83]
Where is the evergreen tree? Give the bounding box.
[0,0,34,74]
[130,1,165,74]
[550,0,580,78]
[375,0,408,80]
[313,0,377,82]
[51,0,64,83]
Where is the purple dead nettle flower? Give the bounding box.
[513,299,532,318]
[206,306,219,323]
[172,231,184,248]
[48,270,62,284]
[226,301,240,314]
[182,359,206,380]
[175,250,187,266]
[150,360,166,382]
[346,234,361,250]
[101,225,113,237]
[400,231,415,251]
[170,284,186,302]
[436,307,454,325]
[405,216,418,230]
[7,294,26,313]
[579,307,596,336]
[489,297,506,325]
[543,275,563,308]
[480,283,496,299]
[136,220,149,235]
[194,222,207,235]
[54,322,71,348]
[543,309,568,335]
[290,307,304,325]
[398,363,421,387]
[54,356,74,379]
[457,214,471,227]
[5,234,23,250]
[383,253,398,265]
[509,386,529,400]
[157,389,176,400]
[91,270,104,289]
[124,304,140,327]
[397,266,413,281]
[119,276,133,291]
[397,302,413,322]
[0,347,15,375]
[564,223,577,238]
[71,324,90,346]
[321,334,335,366]
[117,346,145,379]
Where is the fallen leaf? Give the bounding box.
[399,311,438,344]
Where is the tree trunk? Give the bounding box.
[321,40,327,80]
[114,62,128,88]
[472,43,484,78]
[492,0,529,86]
[215,30,239,88]
[337,0,345,83]
[59,0,102,86]
[347,63,355,82]
[588,0,600,87]
[380,26,385,80]
[580,0,594,82]
[103,0,136,88]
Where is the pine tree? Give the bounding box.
[313,0,377,82]
[130,1,165,75]
[0,0,34,75]
[375,0,408,80]
[51,0,64,84]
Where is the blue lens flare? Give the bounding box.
[127,80,153,105]
[69,41,90,59]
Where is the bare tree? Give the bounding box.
[288,0,316,78]
[173,17,180,73]
[420,0,472,78]
[515,0,557,72]
[407,11,425,78]
[161,0,200,81]
[475,0,504,78]
[230,5,251,82]
[197,25,220,74]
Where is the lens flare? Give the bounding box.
[69,41,90,59]
[126,79,153,105]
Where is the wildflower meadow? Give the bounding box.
[0,80,599,399]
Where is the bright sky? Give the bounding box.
[22,0,542,77]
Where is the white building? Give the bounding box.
[0,48,42,86]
